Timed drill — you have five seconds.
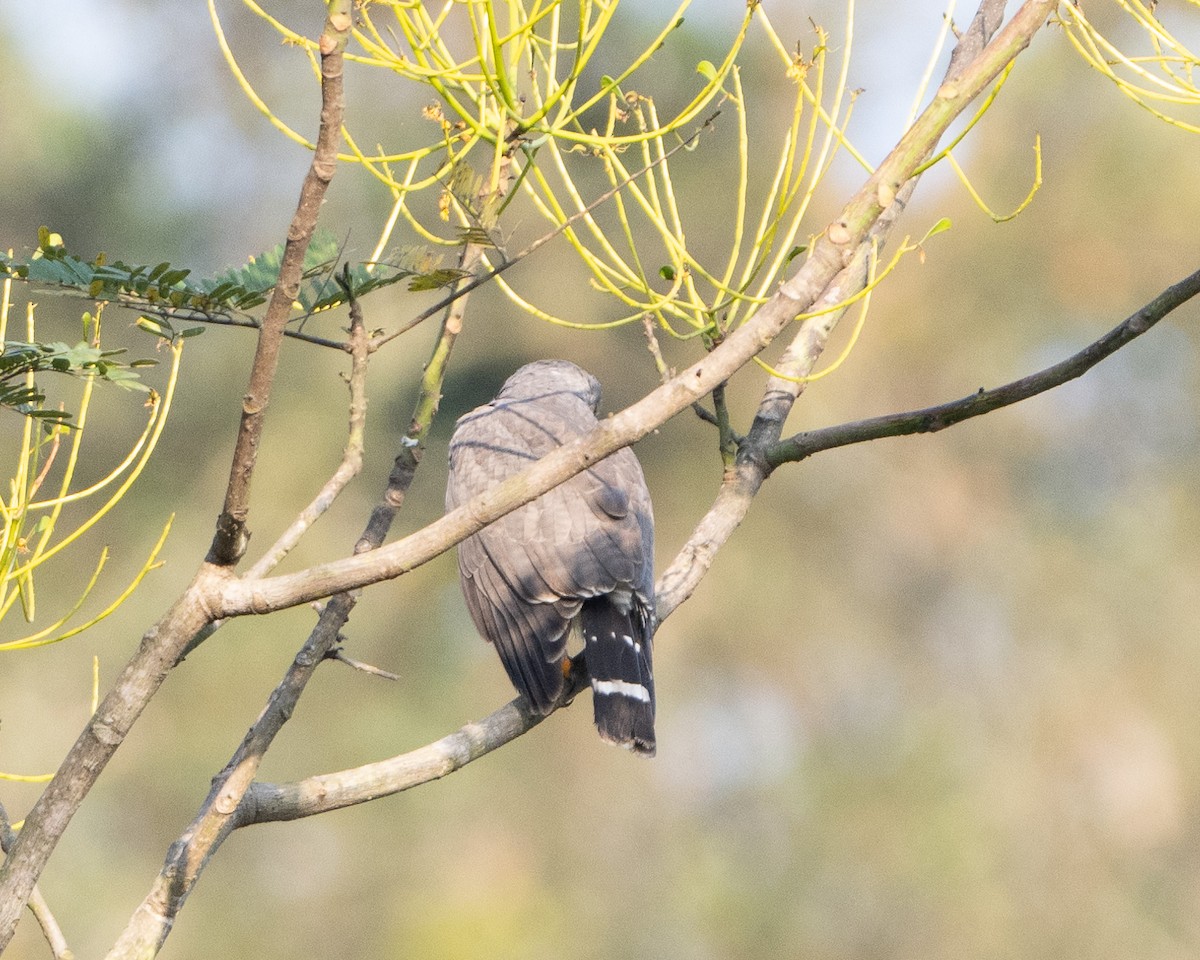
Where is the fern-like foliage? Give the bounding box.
[0,228,467,325]
[0,328,155,427]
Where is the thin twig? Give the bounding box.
[766,267,1200,467]
[142,310,346,350]
[329,648,400,681]
[247,271,370,577]
[176,271,372,663]
[356,221,494,550]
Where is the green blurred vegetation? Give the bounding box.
[3,2,1200,959]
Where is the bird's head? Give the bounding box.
[495,359,603,413]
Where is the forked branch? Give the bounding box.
[766,267,1200,467]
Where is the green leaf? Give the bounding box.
[137,316,174,338]
[696,60,717,82]
[407,268,469,292]
[921,218,952,242]
[659,265,676,281]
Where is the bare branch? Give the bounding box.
[207,6,353,566]
[242,698,546,823]
[356,232,492,551]
[247,275,370,578]
[238,663,596,824]
[0,5,355,949]
[207,1,1057,623]
[655,0,1035,619]
[179,4,1065,836]
[0,802,74,960]
[655,253,870,620]
[329,648,400,681]
[766,267,1200,467]
[108,110,521,960]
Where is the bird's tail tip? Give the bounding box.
[592,679,656,757]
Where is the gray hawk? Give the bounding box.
[446,360,657,756]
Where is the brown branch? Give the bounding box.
[247,275,370,578]
[139,309,347,350]
[0,803,73,960]
[766,267,1200,468]
[107,123,520,960]
[135,2,1065,837]
[0,6,356,952]
[206,6,353,566]
[207,1,1057,623]
[655,0,1033,619]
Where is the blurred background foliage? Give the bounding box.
[3,1,1200,958]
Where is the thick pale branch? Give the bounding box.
[656,0,1032,619]
[656,252,871,620]
[199,4,1064,829]
[241,698,546,823]
[240,663,595,824]
[766,267,1200,467]
[214,0,1054,616]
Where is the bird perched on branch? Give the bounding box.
[446,360,657,756]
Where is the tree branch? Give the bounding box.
[206,5,353,566]
[655,0,1032,619]
[212,1,1055,618]
[147,1,1064,836]
[0,5,355,951]
[246,274,370,578]
[107,129,520,960]
[0,803,73,960]
[765,267,1200,467]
